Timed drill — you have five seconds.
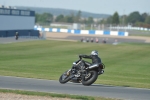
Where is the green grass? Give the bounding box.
[0,89,119,100]
[129,30,150,37]
[129,33,150,37]
[0,40,150,89]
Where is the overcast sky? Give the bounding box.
[0,0,149,15]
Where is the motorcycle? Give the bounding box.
[59,58,105,86]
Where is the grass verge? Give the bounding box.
[0,89,120,100]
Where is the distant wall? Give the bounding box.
[0,30,39,37]
[35,28,129,36]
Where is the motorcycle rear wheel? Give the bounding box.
[59,70,71,84]
[81,70,98,86]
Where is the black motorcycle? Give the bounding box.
[59,58,105,86]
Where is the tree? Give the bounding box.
[35,13,39,23]
[55,14,64,22]
[98,18,107,24]
[64,16,74,23]
[74,10,82,23]
[35,13,53,25]
[119,15,128,25]
[141,13,148,22]
[112,12,119,25]
[145,16,150,24]
[42,13,53,23]
[87,17,94,24]
[80,18,87,24]
[106,16,112,24]
[127,11,141,24]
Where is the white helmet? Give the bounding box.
[91,50,98,55]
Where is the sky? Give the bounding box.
[0,0,149,15]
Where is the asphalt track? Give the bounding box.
[0,76,150,100]
[0,33,150,44]
[46,32,150,43]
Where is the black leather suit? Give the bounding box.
[79,54,101,67]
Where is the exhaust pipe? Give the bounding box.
[86,64,99,70]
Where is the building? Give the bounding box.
[0,5,39,37]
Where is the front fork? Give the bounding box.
[66,69,71,76]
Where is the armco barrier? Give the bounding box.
[35,28,129,36]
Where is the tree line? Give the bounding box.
[102,11,150,28]
[35,11,150,28]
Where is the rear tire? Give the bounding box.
[59,70,71,84]
[81,70,98,86]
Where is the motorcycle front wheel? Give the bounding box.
[81,70,98,86]
[59,70,71,84]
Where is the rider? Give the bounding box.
[71,50,104,83]
[79,50,104,74]
[79,50,101,64]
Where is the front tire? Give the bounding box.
[81,70,98,86]
[59,70,71,84]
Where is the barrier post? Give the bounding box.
[42,31,46,40]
